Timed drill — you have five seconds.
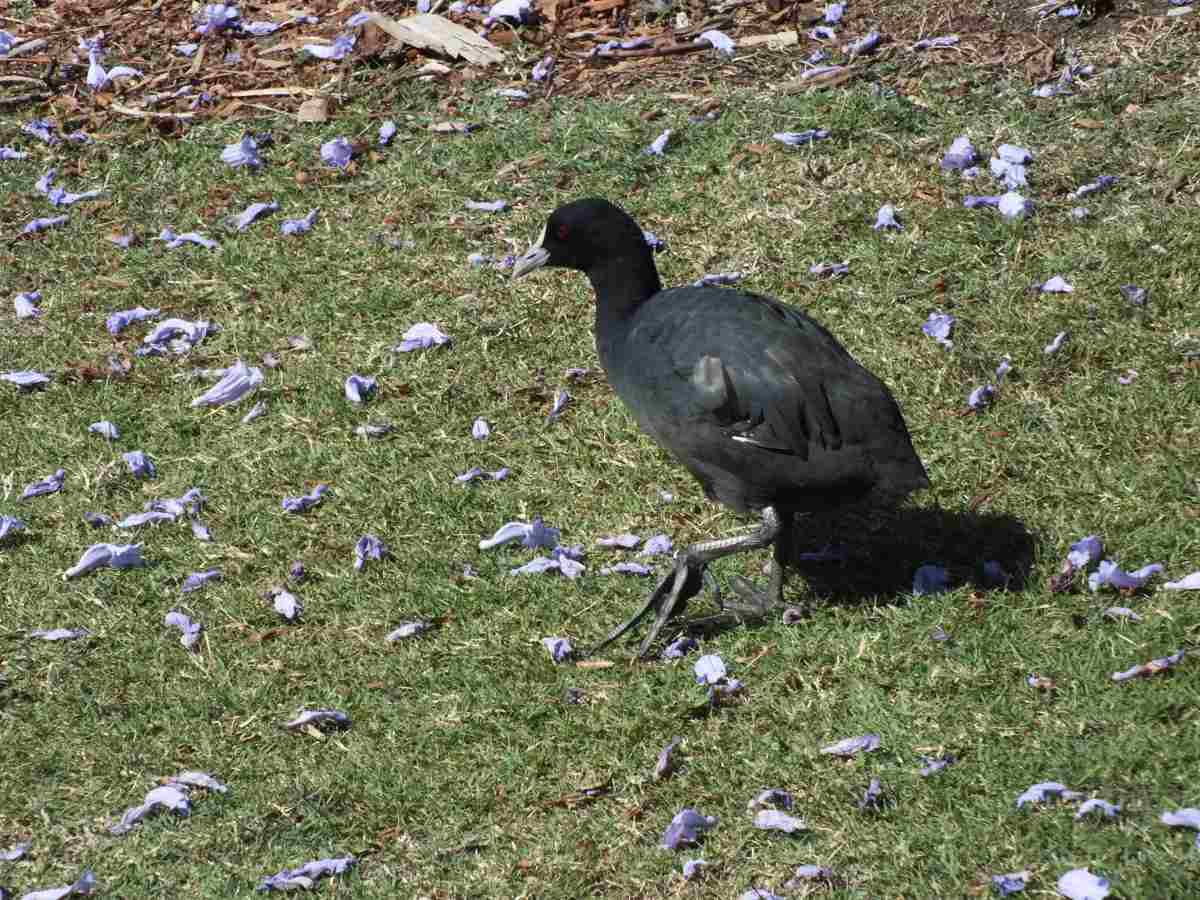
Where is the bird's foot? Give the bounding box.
[586,557,706,658]
[722,574,783,620]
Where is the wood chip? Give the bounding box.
[365,12,503,67]
[296,97,330,122]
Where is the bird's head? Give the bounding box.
[512,198,649,279]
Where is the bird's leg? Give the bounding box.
[725,511,792,618]
[586,507,783,658]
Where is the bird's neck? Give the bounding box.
[587,256,662,358]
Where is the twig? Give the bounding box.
[590,41,709,59]
[108,101,196,120]
[0,91,49,108]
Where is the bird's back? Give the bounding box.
[600,285,929,515]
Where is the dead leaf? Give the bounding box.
[575,659,614,670]
[365,13,503,67]
[297,97,329,123]
[1072,118,1104,130]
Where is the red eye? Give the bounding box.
[556,223,570,241]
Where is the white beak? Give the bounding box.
[512,225,550,279]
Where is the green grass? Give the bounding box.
[2,17,1200,899]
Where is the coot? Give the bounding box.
[513,199,928,656]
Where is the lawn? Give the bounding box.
[2,2,1199,898]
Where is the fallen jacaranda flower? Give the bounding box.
[754,809,806,833]
[1015,782,1082,808]
[542,636,573,662]
[385,622,430,641]
[20,468,65,500]
[857,777,886,811]
[747,788,793,812]
[106,306,160,335]
[846,31,880,55]
[284,709,350,732]
[242,401,267,424]
[479,518,560,550]
[157,227,218,250]
[1163,571,1200,590]
[268,588,301,621]
[810,26,837,40]
[510,552,585,578]
[738,890,784,900]
[681,858,706,880]
[191,520,212,541]
[661,808,716,850]
[377,120,397,146]
[913,34,959,49]
[644,129,672,157]
[464,199,509,213]
[393,322,451,351]
[694,654,727,685]
[305,33,355,60]
[967,385,995,410]
[696,29,734,56]
[1071,175,1117,199]
[28,627,88,641]
[821,733,880,756]
[940,135,977,172]
[992,871,1030,896]
[258,856,356,892]
[0,515,26,542]
[1087,560,1162,592]
[1070,206,1089,219]
[921,311,954,348]
[913,564,949,595]
[1075,798,1120,819]
[600,562,653,575]
[1102,606,1141,622]
[662,636,699,659]
[344,374,376,404]
[122,451,156,479]
[872,203,901,231]
[20,869,97,900]
[773,129,829,147]
[196,3,239,33]
[354,534,387,571]
[148,487,205,518]
[694,272,744,287]
[117,510,176,529]
[655,737,682,780]
[823,1,844,21]
[191,360,263,407]
[998,191,1034,219]
[164,611,203,650]
[281,208,319,236]
[1112,648,1185,682]
[996,144,1032,165]
[1160,808,1200,849]
[639,534,673,556]
[1057,869,1110,900]
[455,467,510,484]
[785,866,835,889]
[1043,330,1070,355]
[14,290,41,319]
[110,784,191,835]
[87,420,119,440]
[1037,275,1073,293]
[531,54,554,80]
[1067,535,1103,569]
[232,200,278,231]
[1,841,30,861]
[21,119,58,144]
[989,156,1027,189]
[1119,284,1146,306]
[220,133,262,169]
[810,260,848,277]
[82,512,112,527]
[919,754,956,776]
[3,370,50,389]
[22,215,69,234]
[181,569,221,594]
[320,137,354,169]
[282,485,330,514]
[170,771,227,792]
[546,388,570,423]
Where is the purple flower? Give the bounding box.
[511,553,585,578]
[823,2,844,22]
[989,155,1027,189]
[1036,275,1073,293]
[871,203,902,231]
[181,569,221,594]
[378,120,397,145]
[106,306,160,335]
[1075,798,1120,819]
[1070,206,1089,219]
[737,890,783,900]
[117,510,176,529]
[21,119,58,145]
[258,856,356,892]
[747,788,793,811]
[109,783,192,836]
[269,588,302,621]
[809,26,837,40]
[820,733,880,756]
[857,777,886,810]
[169,771,227,792]
[694,271,744,287]
[1,146,30,160]
[754,809,806,833]
[465,199,510,212]
[232,200,278,231]
[1119,284,1146,306]
[191,519,212,541]
[1112,648,1185,682]
[1102,606,1141,621]
[354,534,387,571]
[14,290,42,319]
[967,384,995,410]
[221,135,261,168]
[661,808,717,850]
[20,869,98,899]
[21,468,65,500]
[321,136,354,169]
[991,871,1030,896]
[998,191,1033,219]
[83,512,112,527]
[1161,808,1200,849]
[1067,535,1103,569]
[997,144,1033,165]
[809,260,849,279]
[385,622,430,641]
[681,859,706,880]
[164,611,203,649]
[467,417,491,441]
[486,0,532,24]
[546,388,570,423]
[597,532,641,548]
[920,311,954,349]
[694,654,727,685]
[64,542,144,578]
[531,55,554,80]
[1057,869,1110,900]
[772,129,829,147]
[913,34,959,50]
[191,360,263,407]
[3,370,50,389]
[22,215,69,234]
[157,227,218,250]
[644,129,672,156]
[196,3,240,34]
[696,29,734,56]
[28,627,89,641]
[1,841,31,861]
[654,737,682,780]
[785,866,835,889]
[455,466,510,483]
[280,208,319,236]
[0,514,26,542]
[284,709,351,731]
[939,135,977,172]
[85,47,142,91]
[846,31,880,55]
[394,322,451,352]
[1164,571,1200,590]
[919,754,956,776]
[1087,559,1162,592]
[305,33,356,60]
[639,534,673,556]
[122,450,156,479]
[662,636,699,659]
[344,374,377,404]
[1043,330,1070,355]
[479,518,560,550]
[282,484,330,514]
[1071,175,1117,199]
[1014,781,1082,807]
[541,636,573,662]
[599,561,653,575]
[87,420,119,440]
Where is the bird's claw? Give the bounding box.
[586,558,705,658]
[723,574,779,620]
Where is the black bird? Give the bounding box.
[513,199,929,656]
